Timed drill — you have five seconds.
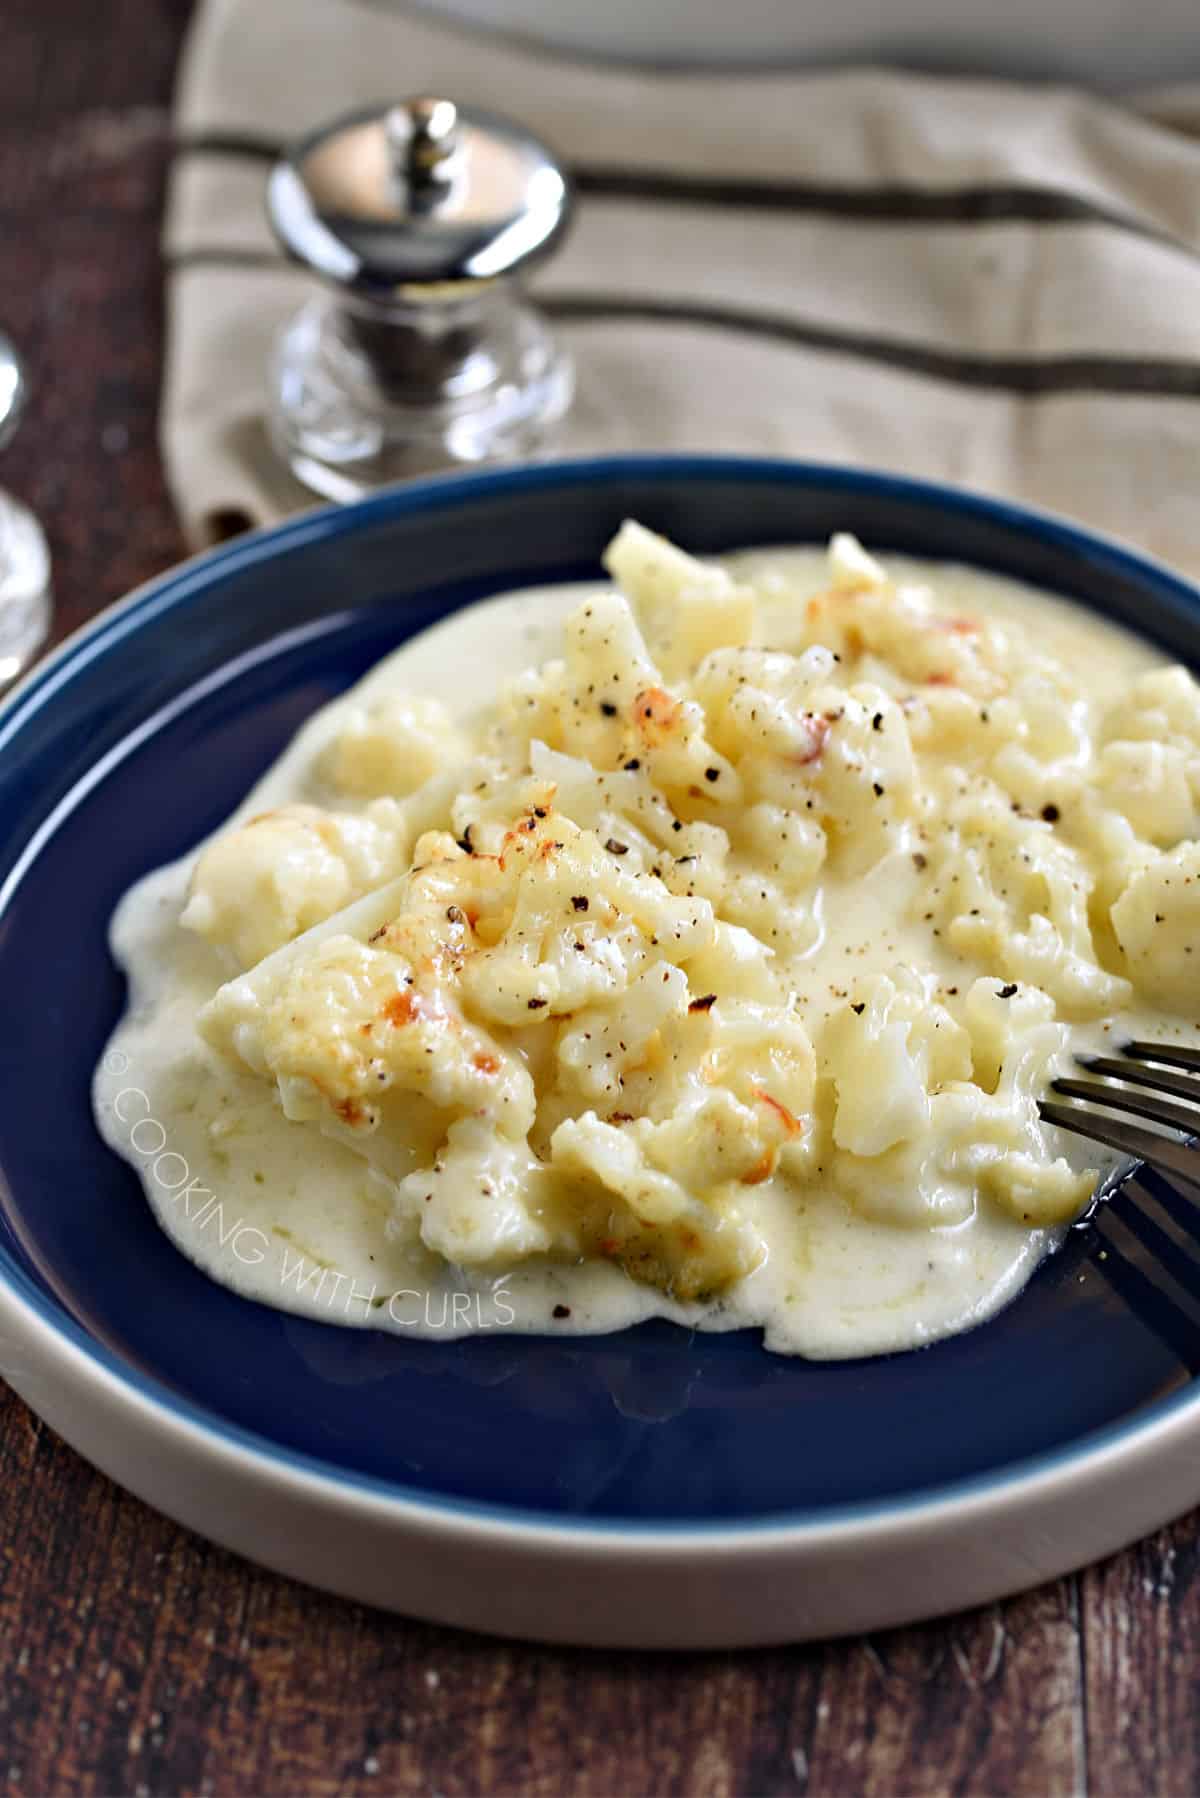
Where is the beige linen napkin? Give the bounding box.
[166,0,1200,571]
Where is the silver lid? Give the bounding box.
[268,97,572,296]
[0,332,26,452]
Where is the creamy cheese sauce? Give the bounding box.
[94,549,1181,1358]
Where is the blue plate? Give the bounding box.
[2,457,1200,1620]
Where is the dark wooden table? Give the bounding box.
[2,5,1197,1793]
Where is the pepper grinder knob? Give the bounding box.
[388,97,460,193]
[266,96,574,502]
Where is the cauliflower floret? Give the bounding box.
[693,649,915,874]
[526,740,667,841]
[795,684,916,872]
[961,977,1095,1225]
[1094,740,1198,847]
[904,685,1001,762]
[821,970,972,1160]
[323,693,468,799]
[1072,801,1158,914]
[820,972,1092,1227]
[975,665,1093,814]
[459,810,715,1025]
[699,995,816,1178]
[500,590,741,806]
[556,962,690,1104]
[628,681,743,807]
[720,869,821,958]
[1111,841,1200,1009]
[200,927,535,1168]
[691,645,838,766]
[903,664,1088,812]
[182,801,409,969]
[1093,669,1200,846]
[549,1112,763,1301]
[656,817,731,907]
[798,563,1006,697]
[523,740,732,903]
[563,985,816,1186]
[962,974,1059,1092]
[927,779,1130,1019]
[733,802,826,893]
[498,589,662,766]
[1102,665,1200,751]
[828,532,888,591]
[603,519,755,680]
[393,1119,553,1267]
[682,920,783,1006]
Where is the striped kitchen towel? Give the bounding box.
[166,0,1200,570]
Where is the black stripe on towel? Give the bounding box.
[164,251,1200,400]
[173,134,1186,253]
[543,293,1200,398]
[176,131,281,161]
[170,247,287,270]
[571,169,1176,248]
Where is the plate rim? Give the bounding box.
[4,450,1200,1557]
[4,1231,1200,1549]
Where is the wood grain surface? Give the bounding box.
[0,4,1197,1793]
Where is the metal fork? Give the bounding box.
[1039,1041,1200,1196]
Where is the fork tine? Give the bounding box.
[1106,1181,1200,1311]
[1038,1100,1200,1192]
[1123,1040,1200,1073]
[1090,1192,1200,1372]
[1077,1054,1200,1103]
[1134,1162,1200,1247]
[1051,1077,1200,1137]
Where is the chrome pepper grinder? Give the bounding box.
[0,332,51,685]
[267,97,574,501]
